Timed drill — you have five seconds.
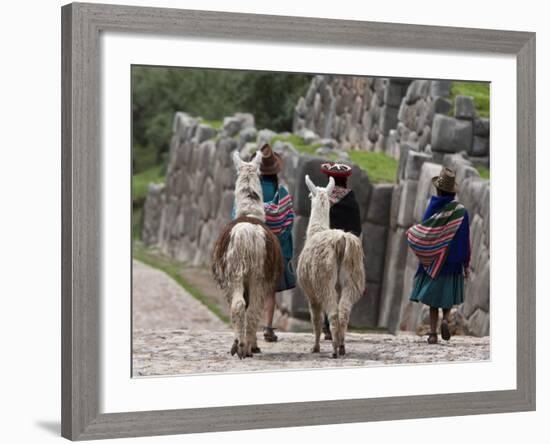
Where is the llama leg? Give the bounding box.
[325,291,340,358]
[309,301,322,353]
[337,295,354,356]
[230,284,246,359]
[244,282,264,357]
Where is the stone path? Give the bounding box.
[132,260,226,332]
[132,260,490,377]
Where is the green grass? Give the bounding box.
[348,151,398,184]
[133,243,230,324]
[132,164,165,203]
[450,81,490,118]
[476,165,490,180]
[271,134,322,155]
[201,118,223,130]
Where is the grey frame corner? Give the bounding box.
[61,2,536,440]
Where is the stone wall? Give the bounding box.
[379,151,490,337]
[293,75,490,168]
[142,111,394,328]
[141,76,491,336]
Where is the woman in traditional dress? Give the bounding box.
[319,162,362,340]
[233,144,296,343]
[407,167,471,344]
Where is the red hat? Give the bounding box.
[320,162,353,178]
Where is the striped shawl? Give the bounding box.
[264,185,295,235]
[406,201,465,279]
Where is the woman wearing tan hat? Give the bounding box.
[406,167,471,344]
[232,144,296,343]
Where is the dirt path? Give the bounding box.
[132,260,490,377]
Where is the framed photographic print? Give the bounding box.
[61,2,535,440]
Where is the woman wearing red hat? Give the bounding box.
[319,162,362,339]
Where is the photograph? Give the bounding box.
[131,67,491,377]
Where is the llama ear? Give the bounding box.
[232,151,242,171]
[326,176,335,195]
[252,150,263,166]
[305,175,317,196]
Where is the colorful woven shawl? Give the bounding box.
[406,201,465,279]
[264,185,295,235]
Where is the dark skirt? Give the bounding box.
[276,256,296,292]
[409,270,464,309]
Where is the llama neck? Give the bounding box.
[234,173,265,221]
[307,197,330,238]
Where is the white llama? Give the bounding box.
[211,151,283,359]
[297,175,365,358]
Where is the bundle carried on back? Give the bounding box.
[406,201,465,279]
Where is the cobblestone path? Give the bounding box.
[132,260,490,377]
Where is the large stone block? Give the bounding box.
[379,228,408,329]
[195,124,217,143]
[350,282,380,328]
[141,183,166,246]
[234,112,255,129]
[349,167,372,222]
[430,80,452,98]
[413,162,442,222]
[294,157,330,216]
[365,184,394,225]
[257,128,277,148]
[362,223,388,282]
[380,105,399,135]
[238,126,258,149]
[473,117,490,137]
[466,308,490,337]
[458,176,488,216]
[471,136,490,157]
[384,80,407,107]
[397,180,418,227]
[433,96,453,115]
[405,80,430,104]
[404,150,433,181]
[222,116,242,137]
[454,95,476,120]
[431,114,473,153]
[292,215,310,257]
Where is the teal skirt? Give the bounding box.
[409,271,464,309]
[277,256,296,292]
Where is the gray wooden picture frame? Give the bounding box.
[61,2,536,440]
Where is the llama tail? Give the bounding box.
[338,233,366,300]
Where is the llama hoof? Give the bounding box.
[236,344,246,360]
[331,352,338,359]
[245,352,253,358]
[339,345,346,356]
[230,339,239,356]
[311,345,320,353]
[251,346,261,353]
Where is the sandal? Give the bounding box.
[427,332,438,345]
[263,326,278,342]
[441,320,451,341]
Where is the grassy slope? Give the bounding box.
[272,134,398,183]
[450,81,490,118]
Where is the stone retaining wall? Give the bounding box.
[141,75,491,336]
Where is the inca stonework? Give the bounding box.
[141,76,490,337]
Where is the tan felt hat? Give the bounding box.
[432,166,458,193]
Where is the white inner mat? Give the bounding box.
[100,32,516,413]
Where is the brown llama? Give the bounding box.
[211,151,283,359]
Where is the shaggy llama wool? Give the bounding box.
[297,175,366,358]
